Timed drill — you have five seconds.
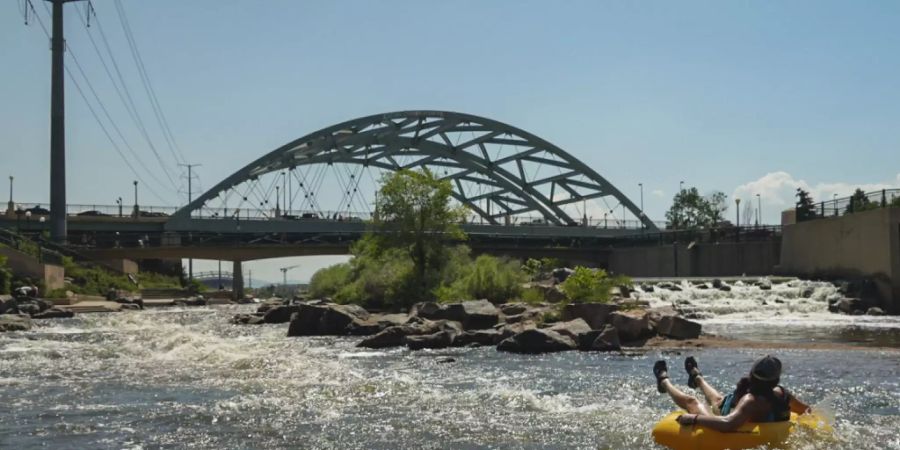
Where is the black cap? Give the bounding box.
[750,355,782,381]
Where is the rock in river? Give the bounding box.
[496,328,577,354]
[287,303,372,337]
[0,314,32,332]
[412,300,499,330]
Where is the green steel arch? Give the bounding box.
[169,111,657,230]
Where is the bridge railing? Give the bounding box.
[5,202,179,218]
[616,225,782,246]
[802,188,900,222]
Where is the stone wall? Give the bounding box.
[779,207,900,313]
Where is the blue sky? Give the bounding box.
[3,0,900,283]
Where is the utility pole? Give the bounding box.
[179,163,201,281]
[756,194,762,227]
[48,0,86,242]
[7,176,13,216]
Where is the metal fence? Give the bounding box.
[802,188,900,222]
[617,225,782,246]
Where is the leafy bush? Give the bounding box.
[891,195,900,207]
[0,255,11,295]
[58,256,181,296]
[518,287,545,305]
[560,266,630,303]
[309,263,352,299]
[457,255,526,303]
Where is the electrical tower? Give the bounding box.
[47,0,87,242]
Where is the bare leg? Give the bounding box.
[661,379,712,415]
[695,375,725,408]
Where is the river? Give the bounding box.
[1,279,899,449]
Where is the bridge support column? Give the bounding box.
[232,260,244,301]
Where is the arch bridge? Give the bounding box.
[165,111,656,232]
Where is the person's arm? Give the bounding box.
[789,394,811,414]
[676,397,755,432]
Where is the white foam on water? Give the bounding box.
[636,279,900,331]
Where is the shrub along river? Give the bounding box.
[1,279,899,449]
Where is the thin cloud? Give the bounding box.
[732,171,900,222]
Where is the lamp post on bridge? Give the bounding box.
[116,197,123,218]
[833,193,838,216]
[132,181,139,218]
[7,176,13,216]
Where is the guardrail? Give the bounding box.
[616,225,782,246]
[802,188,900,222]
[8,202,668,230]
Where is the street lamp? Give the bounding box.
[7,176,13,214]
[116,197,123,217]
[133,180,139,218]
[833,193,838,216]
[735,198,741,228]
[275,185,281,218]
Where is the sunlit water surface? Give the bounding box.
[2,280,899,449]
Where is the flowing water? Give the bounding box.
[1,280,899,449]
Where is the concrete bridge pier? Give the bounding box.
[232,260,244,301]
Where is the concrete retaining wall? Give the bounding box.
[0,247,65,291]
[608,240,780,278]
[779,207,899,313]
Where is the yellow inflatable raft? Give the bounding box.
[652,411,832,450]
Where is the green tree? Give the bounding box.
[795,188,818,222]
[665,187,728,230]
[371,169,467,297]
[845,188,878,213]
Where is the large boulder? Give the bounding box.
[578,325,621,352]
[609,310,655,342]
[495,320,538,341]
[0,314,32,332]
[262,305,302,324]
[412,300,499,330]
[358,325,420,348]
[357,319,461,348]
[0,295,14,314]
[552,267,574,283]
[32,307,75,319]
[561,303,620,329]
[231,313,265,325]
[4,298,53,317]
[405,330,456,350]
[500,303,530,316]
[830,298,864,315]
[453,329,501,347]
[533,284,566,303]
[656,315,702,339]
[547,318,592,341]
[287,303,372,337]
[496,328,577,354]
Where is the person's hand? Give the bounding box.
[676,414,697,426]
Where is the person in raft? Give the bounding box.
[653,355,811,430]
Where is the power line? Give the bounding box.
[113,0,187,168]
[37,1,180,196]
[69,2,175,193]
[25,4,168,204]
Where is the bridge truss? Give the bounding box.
[168,111,657,230]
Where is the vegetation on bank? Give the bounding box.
[43,256,182,298]
[308,169,629,310]
[560,266,629,303]
[0,255,12,295]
